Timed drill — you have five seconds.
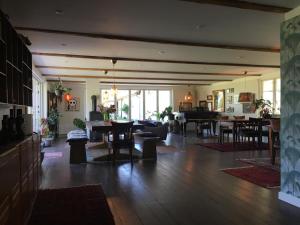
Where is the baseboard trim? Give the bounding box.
[278,192,300,208]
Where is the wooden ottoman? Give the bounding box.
[67,130,89,164]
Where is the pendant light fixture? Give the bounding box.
[110,59,118,96]
[184,91,193,102]
[238,71,253,103]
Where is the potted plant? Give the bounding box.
[121,104,129,119]
[40,118,54,147]
[73,118,86,131]
[160,106,174,121]
[48,109,60,137]
[49,82,72,101]
[254,99,272,118]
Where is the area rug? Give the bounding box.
[28,185,115,225]
[238,158,280,170]
[197,142,268,152]
[222,166,280,189]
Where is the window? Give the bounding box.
[145,90,157,120]
[100,88,172,121]
[101,89,114,107]
[131,90,143,120]
[32,77,43,132]
[116,90,129,120]
[262,78,280,114]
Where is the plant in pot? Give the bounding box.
[49,82,72,101]
[160,106,174,121]
[40,118,54,147]
[73,118,86,131]
[121,104,129,119]
[48,109,60,137]
[254,99,272,119]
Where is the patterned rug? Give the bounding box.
[197,142,268,152]
[28,185,115,225]
[222,166,280,189]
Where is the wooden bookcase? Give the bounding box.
[0,11,32,106]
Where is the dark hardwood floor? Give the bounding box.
[40,133,300,225]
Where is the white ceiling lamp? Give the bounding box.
[238,71,253,103]
[110,59,118,96]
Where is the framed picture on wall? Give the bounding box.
[212,90,225,112]
[179,102,192,112]
[199,100,208,108]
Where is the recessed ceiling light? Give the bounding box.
[55,10,64,15]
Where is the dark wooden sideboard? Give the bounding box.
[0,134,40,225]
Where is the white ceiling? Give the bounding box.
[1,0,298,85]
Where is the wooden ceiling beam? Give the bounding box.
[36,65,261,77]
[42,73,230,82]
[180,0,292,13]
[99,81,208,86]
[16,27,280,53]
[32,52,280,68]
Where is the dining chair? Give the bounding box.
[237,118,261,145]
[197,120,212,136]
[108,121,135,164]
[219,116,232,143]
[270,119,280,165]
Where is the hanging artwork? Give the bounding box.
[65,97,80,111]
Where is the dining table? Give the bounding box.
[86,120,144,133]
[217,119,248,145]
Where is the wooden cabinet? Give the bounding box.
[0,134,40,225]
[0,10,32,106]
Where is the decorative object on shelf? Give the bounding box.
[73,118,86,131]
[184,91,193,102]
[65,96,80,111]
[207,95,213,100]
[110,59,118,96]
[212,90,225,112]
[254,99,272,118]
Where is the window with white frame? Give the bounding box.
[32,77,43,132]
[100,88,172,121]
[262,78,280,114]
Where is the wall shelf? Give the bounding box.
[0,10,32,106]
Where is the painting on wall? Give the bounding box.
[65,97,80,111]
[281,15,300,200]
[242,103,255,114]
[212,90,225,112]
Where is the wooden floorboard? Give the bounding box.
[40,133,300,225]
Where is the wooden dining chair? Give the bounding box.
[270,119,280,165]
[108,121,135,164]
[219,116,232,143]
[237,118,261,145]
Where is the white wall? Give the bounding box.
[86,79,100,120]
[195,72,280,118]
[56,82,86,135]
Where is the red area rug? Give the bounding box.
[197,142,268,152]
[28,185,115,225]
[222,166,280,189]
